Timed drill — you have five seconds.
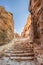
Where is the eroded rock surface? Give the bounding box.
[0,6,14,45]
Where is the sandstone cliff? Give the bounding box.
[21,15,34,42]
[29,0,43,64]
[0,6,14,45]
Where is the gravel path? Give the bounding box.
[0,57,36,65]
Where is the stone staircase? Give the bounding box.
[4,38,34,61]
[4,46,34,61]
[10,50,34,61]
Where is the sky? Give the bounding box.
[0,0,30,34]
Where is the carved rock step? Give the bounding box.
[13,48,33,51]
[10,56,34,60]
[5,48,34,53]
[4,50,34,60]
[11,53,34,57]
[5,50,34,56]
[12,50,34,54]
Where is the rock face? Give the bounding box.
[29,0,43,64]
[0,6,14,45]
[14,33,21,38]
[21,15,34,42]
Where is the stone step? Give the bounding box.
[11,53,34,56]
[12,50,34,54]
[10,56,34,60]
[5,49,34,53]
[14,48,33,50]
[4,50,34,58]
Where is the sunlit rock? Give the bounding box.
[21,15,34,42]
[0,6,14,45]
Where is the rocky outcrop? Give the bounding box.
[21,15,34,42]
[0,6,14,45]
[29,0,43,64]
[14,33,21,38]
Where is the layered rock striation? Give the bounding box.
[29,0,43,64]
[21,15,34,42]
[0,6,14,45]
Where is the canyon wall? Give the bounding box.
[21,15,34,42]
[29,0,43,64]
[0,6,14,45]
